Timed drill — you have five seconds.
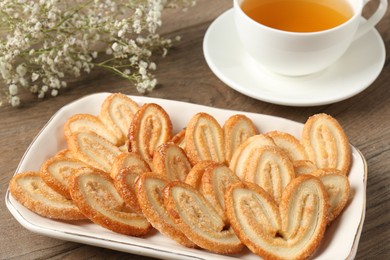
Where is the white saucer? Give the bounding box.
[203,9,386,106]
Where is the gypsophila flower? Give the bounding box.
[11,96,20,107]
[0,0,197,107]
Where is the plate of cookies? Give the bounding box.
[6,92,366,259]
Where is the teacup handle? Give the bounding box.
[354,0,388,40]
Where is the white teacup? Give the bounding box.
[233,0,387,76]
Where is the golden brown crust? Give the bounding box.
[200,163,241,221]
[40,156,88,199]
[110,152,150,179]
[152,142,192,182]
[229,134,276,179]
[185,160,219,191]
[100,93,139,145]
[64,113,120,146]
[171,128,186,149]
[112,154,151,214]
[293,159,317,176]
[9,171,86,220]
[67,131,121,173]
[239,145,295,204]
[69,167,151,236]
[134,172,196,248]
[163,181,244,254]
[128,103,173,166]
[55,149,74,158]
[225,175,328,260]
[266,130,307,162]
[223,114,258,162]
[184,112,225,165]
[311,168,351,223]
[302,113,351,175]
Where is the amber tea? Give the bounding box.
[241,0,354,32]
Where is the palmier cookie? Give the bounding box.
[40,156,89,199]
[223,114,258,162]
[229,134,275,179]
[185,160,219,191]
[9,172,86,220]
[134,172,196,248]
[239,145,295,204]
[302,113,351,175]
[163,181,244,254]
[294,160,318,176]
[200,163,241,221]
[128,103,173,166]
[112,153,151,213]
[185,112,225,165]
[69,167,151,236]
[266,130,307,162]
[55,149,74,158]
[311,168,350,223]
[225,175,328,260]
[64,113,119,146]
[67,131,121,173]
[171,128,186,149]
[100,93,140,145]
[110,152,150,179]
[152,142,192,182]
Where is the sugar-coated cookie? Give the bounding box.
[69,167,151,236]
[9,171,86,220]
[100,93,139,145]
[223,114,258,162]
[225,175,328,260]
[302,113,351,175]
[185,112,225,165]
[128,103,173,166]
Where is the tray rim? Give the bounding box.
[5,92,367,260]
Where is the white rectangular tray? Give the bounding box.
[6,93,366,259]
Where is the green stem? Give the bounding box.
[95,63,137,82]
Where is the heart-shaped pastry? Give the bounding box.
[185,160,219,190]
[134,172,196,248]
[225,175,328,259]
[237,145,295,204]
[112,153,151,213]
[266,130,307,162]
[40,156,88,199]
[302,113,351,175]
[110,152,150,179]
[67,131,121,173]
[9,171,86,220]
[223,114,258,162]
[69,167,151,236]
[200,163,241,222]
[185,112,225,165]
[100,93,140,145]
[163,181,244,254]
[311,168,350,223]
[229,134,275,178]
[128,103,173,166]
[64,113,120,145]
[152,142,192,182]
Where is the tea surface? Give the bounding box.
[241,0,353,32]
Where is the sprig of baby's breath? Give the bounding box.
[0,0,196,107]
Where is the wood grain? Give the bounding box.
[1,0,389,259]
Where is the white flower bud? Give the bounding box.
[32,73,39,82]
[11,96,20,107]
[9,84,18,95]
[16,64,27,77]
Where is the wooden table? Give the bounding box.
[1,1,389,259]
